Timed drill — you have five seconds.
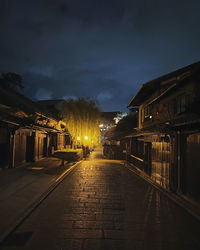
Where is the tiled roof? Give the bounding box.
[127,61,200,107]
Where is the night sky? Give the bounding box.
[1,0,200,111]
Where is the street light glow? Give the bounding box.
[84,136,88,140]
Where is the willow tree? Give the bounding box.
[60,98,101,148]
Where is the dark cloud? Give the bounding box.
[1,0,200,111]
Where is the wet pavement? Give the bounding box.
[1,150,200,250]
[0,157,77,242]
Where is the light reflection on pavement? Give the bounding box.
[1,149,200,250]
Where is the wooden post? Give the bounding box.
[177,130,181,193]
[9,131,15,168]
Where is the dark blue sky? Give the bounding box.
[1,0,200,111]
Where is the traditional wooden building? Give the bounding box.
[127,61,200,204]
[0,86,70,169]
[103,111,138,160]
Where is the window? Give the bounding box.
[177,94,191,114]
[168,102,174,115]
[142,104,153,122]
[171,94,191,115]
[144,106,150,118]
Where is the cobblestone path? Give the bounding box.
[1,150,200,250]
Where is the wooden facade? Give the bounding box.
[127,61,200,204]
[0,86,70,169]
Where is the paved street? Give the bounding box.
[0,157,77,242]
[1,149,200,250]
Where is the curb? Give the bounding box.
[124,162,200,221]
[0,160,83,245]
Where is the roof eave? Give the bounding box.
[127,84,145,108]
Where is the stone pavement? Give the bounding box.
[1,150,200,250]
[0,157,79,243]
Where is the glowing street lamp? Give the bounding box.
[84,136,88,140]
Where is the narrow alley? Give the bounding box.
[1,149,200,250]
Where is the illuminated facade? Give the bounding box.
[0,86,70,168]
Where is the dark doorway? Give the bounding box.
[0,127,10,168]
[0,142,9,168]
[43,137,48,157]
[185,133,200,203]
[26,134,35,162]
